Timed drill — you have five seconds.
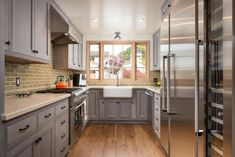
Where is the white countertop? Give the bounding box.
[2,86,160,121]
[2,93,71,121]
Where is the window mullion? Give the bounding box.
[132,42,136,80]
[100,42,104,80]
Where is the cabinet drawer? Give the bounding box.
[55,113,68,135]
[38,107,55,126]
[56,99,68,116]
[56,127,69,147]
[7,115,37,144]
[154,127,160,138]
[154,119,160,130]
[154,94,160,102]
[154,108,160,118]
[154,100,160,109]
[56,138,69,157]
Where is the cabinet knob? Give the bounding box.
[5,41,10,45]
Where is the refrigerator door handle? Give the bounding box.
[162,55,168,111]
[195,0,204,156]
[166,53,175,114]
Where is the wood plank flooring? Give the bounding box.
[68,124,166,157]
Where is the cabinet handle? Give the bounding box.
[35,50,39,54]
[60,120,66,125]
[61,133,66,139]
[18,125,30,133]
[5,41,10,45]
[32,50,36,53]
[44,113,51,119]
[61,106,66,110]
[35,137,42,144]
[60,147,66,152]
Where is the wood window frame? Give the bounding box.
[86,40,150,83]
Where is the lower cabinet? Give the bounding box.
[88,89,102,120]
[153,93,161,139]
[4,98,69,157]
[99,99,131,120]
[118,100,132,119]
[7,122,54,157]
[136,90,148,120]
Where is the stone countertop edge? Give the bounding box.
[2,94,71,121]
[2,86,160,121]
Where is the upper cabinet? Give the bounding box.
[152,29,160,70]
[4,0,50,63]
[33,0,50,60]
[53,43,83,70]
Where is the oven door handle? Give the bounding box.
[75,104,83,110]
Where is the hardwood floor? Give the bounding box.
[68,124,166,157]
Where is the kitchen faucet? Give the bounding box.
[116,73,120,86]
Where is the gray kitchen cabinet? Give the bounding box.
[7,122,54,157]
[88,89,102,120]
[153,29,160,70]
[118,100,131,119]
[153,93,161,138]
[4,98,69,157]
[146,90,154,127]
[99,99,131,120]
[35,124,54,157]
[4,0,50,63]
[104,100,118,119]
[7,136,36,157]
[7,0,33,55]
[33,0,49,60]
[54,44,82,70]
[136,90,148,120]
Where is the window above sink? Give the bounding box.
[87,41,150,83]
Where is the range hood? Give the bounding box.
[51,6,81,44]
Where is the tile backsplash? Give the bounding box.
[5,46,160,95]
[5,47,73,95]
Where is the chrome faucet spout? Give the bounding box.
[116,73,120,86]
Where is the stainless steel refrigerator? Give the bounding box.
[160,0,234,156]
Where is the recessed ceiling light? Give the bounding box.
[137,18,145,22]
[91,18,99,22]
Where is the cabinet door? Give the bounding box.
[37,127,53,157]
[77,43,83,69]
[137,90,148,120]
[118,100,131,119]
[7,135,37,157]
[33,0,49,60]
[88,90,99,120]
[68,44,75,68]
[73,44,79,68]
[11,0,33,55]
[104,100,118,119]
[153,30,160,70]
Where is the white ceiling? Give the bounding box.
[54,0,163,36]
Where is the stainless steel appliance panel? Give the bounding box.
[168,0,204,156]
[222,0,233,156]
[205,0,233,156]
[160,12,170,155]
